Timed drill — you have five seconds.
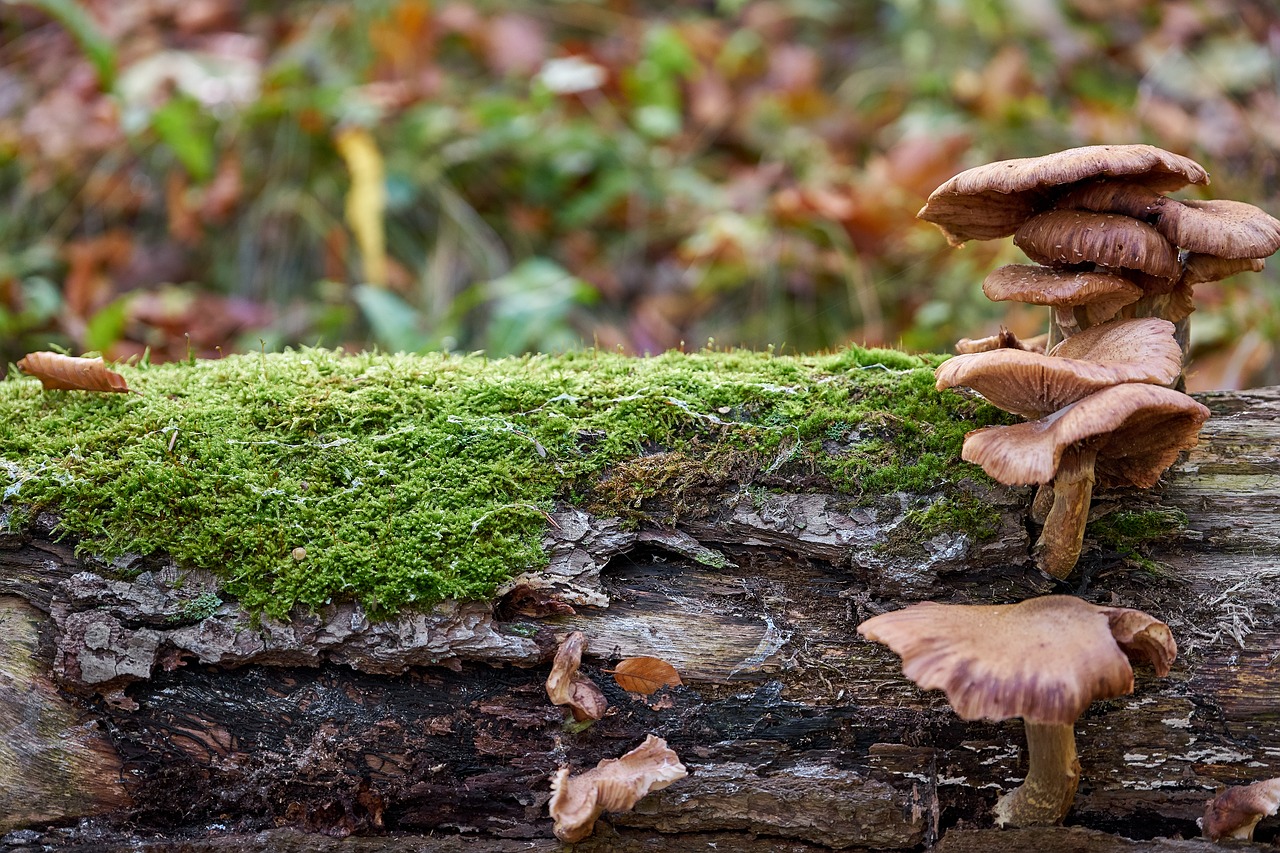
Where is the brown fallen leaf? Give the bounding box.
[548,735,687,842]
[17,352,131,393]
[610,656,682,695]
[545,631,607,722]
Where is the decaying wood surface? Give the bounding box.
[2,387,1279,851]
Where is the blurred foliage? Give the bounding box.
[1,0,1278,389]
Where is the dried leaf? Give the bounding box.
[611,656,682,695]
[546,631,607,722]
[17,352,131,393]
[335,127,387,286]
[548,735,687,842]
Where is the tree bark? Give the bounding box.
[3,386,1279,851]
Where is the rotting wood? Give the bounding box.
[2,387,1279,851]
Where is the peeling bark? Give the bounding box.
[3,388,1280,850]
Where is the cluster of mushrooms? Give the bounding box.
[856,146,1280,835]
[923,144,1280,578]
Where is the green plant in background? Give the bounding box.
[0,0,1276,387]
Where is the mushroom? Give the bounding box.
[857,595,1177,827]
[961,383,1209,578]
[918,144,1209,246]
[935,317,1182,419]
[548,734,687,842]
[1014,210,1181,287]
[1156,199,1280,260]
[545,631,608,722]
[955,327,1048,355]
[982,264,1142,339]
[1202,777,1280,842]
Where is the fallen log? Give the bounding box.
[1,351,1278,851]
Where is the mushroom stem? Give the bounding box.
[1052,305,1081,340]
[1031,484,1054,525]
[1036,445,1098,579]
[994,721,1081,827]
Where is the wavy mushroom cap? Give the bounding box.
[935,318,1182,419]
[1156,199,1280,260]
[955,327,1047,355]
[1015,210,1181,282]
[1202,778,1280,841]
[983,264,1142,326]
[549,735,687,842]
[961,383,1209,487]
[857,595,1176,725]
[1181,253,1265,286]
[1056,180,1170,223]
[918,145,1208,246]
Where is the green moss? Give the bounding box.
[176,591,223,622]
[904,496,1003,540]
[1088,507,1188,570]
[0,347,1006,617]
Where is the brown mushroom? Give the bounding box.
[1202,777,1280,842]
[955,327,1048,355]
[962,383,1209,578]
[983,264,1143,338]
[548,735,687,842]
[1055,180,1171,224]
[1181,253,1265,287]
[918,145,1208,246]
[935,317,1182,419]
[1014,210,1181,285]
[857,595,1177,827]
[546,631,608,722]
[1156,199,1280,260]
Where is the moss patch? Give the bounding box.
[1089,507,1189,569]
[904,496,1003,541]
[0,347,1004,616]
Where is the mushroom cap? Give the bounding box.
[983,264,1142,324]
[935,318,1182,419]
[961,383,1209,488]
[545,631,608,722]
[955,328,1048,355]
[1158,199,1280,259]
[549,735,687,842]
[1181,253,1265,286]
[1015,210,1181,282]
[918,145,1209,245]
[1056,180,1170,224]
[1202,778,1280,841]
[857,595,1176,725]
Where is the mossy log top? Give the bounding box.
[2,349,1279,851]
[0,346,1000,617]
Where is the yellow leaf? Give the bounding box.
[335,127,387,287]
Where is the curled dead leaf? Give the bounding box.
[545,631,607,722]
[611,656,682,695]
[548,734,687,842]
[17,352,131,393]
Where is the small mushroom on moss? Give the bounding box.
[935,317,1182,419]
[918,144,1209,246]
[1202,777,1280,842]
[955,327,1048,355]
[962,383,1209,578]
[546,631,608,722]
[548,734,687,842]
[858,595,1176,827]
[982,264,1144,342]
